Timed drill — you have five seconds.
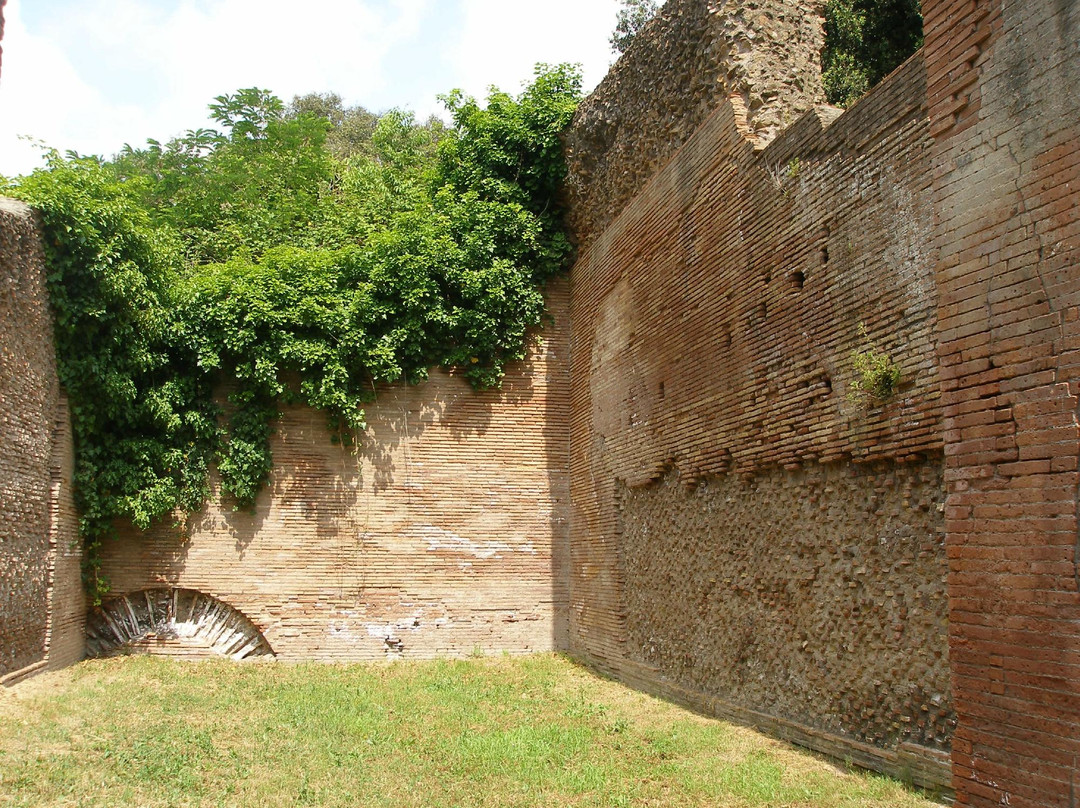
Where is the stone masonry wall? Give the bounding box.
[621,462,952,753]
[563,0,826,247]
[923,0,1080,805]
[564,29,951,787]
[96,280,571,661]
[0,200,84,684]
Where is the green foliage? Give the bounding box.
[610,0,659,55]
[113,88,336,265]
[7,65,582,599]
[848,325,901,405]
[822,0,923,106]
[8,155,219,599]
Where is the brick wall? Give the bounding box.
[563,21,952,784]
[6,0,1079,800]
[923,0,1080,804]
[96,280,571,661]
[44,396,86,671]
[0,199,84,685]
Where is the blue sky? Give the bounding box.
[1,0,623,176]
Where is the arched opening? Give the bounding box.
[86,588,274,660]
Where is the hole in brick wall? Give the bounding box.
[821,245,829,265]
[790,270,805,290]
[757,302,767,320]
[658,381,666,400]
[821,377,833,398]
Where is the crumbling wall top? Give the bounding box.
[563,0,826,247]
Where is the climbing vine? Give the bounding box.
[5,64,581,600]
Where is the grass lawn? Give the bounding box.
[0,654,942,807]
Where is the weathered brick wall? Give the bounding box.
[0,199,85,684]
[563,22,951,784]
[44,396,86,671]
[0,200,53,678]
[96,280,571,661]
[563,0,826,247]
[923,0,1080,804]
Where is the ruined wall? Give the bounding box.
[923,0,1080,805]
[563,0,826,247]
[96,281,570,661]
[563,9,951,783]
[0,200,84,684]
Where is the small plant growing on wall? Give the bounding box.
[848,323,901,405]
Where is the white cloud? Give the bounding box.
[0,0,621,177]
[444,0,620,110]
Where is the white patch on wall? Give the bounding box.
[407,525,536,559]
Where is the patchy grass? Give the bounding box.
[0,654,941,807]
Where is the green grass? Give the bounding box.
[0,654,940,807]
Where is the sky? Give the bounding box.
[0,0,624,177]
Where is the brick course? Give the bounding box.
[563,22,951,784]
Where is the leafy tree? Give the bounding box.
[822,0,923,106]
[610,0,659,55]
[288,92,380,160]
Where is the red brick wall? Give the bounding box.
[0,199,85,685]
[96,280,571,661]
[0,200,52,678]
[924,0,1080,804]
[44,396,86,671]
[563,48,952,785]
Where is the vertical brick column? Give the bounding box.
[924,0,1080,804]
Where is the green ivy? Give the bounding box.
[5,64,581,600]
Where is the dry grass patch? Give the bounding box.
[0,654,942,807]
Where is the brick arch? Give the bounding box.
[86,588,273,660]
